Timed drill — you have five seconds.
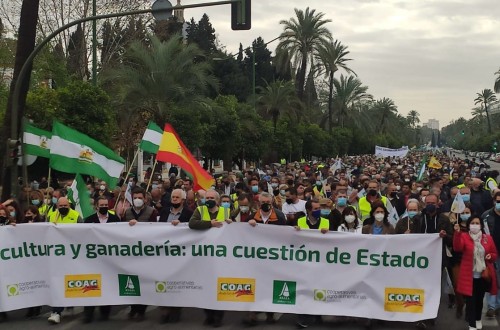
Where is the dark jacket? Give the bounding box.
[248,208,287,225]
[159,207,193,223]
[84,212,121,223]
[482,207,500,250]
[470,188,492,215]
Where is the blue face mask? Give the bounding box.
[52,197,58,204]
[221,202,231,209]
[320,209,331,217]
[462,194,470,203]
[496,202,500,211]
[9,211,15,218]
[316,180,322,186]
[200,198,206,205]
[31,199,40,206]
[337,197,347,207]
[407,211,418,219]
[251,186,259,193]
[460,213,471,222]
[312,210,322,219]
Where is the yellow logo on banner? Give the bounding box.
[384,288,424,313]
[65,274,102,298]
[217,278,255,302]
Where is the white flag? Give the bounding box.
[450,191,465,214]
[387,203,400,227]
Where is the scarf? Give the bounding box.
[469,231,486,273]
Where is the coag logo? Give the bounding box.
[156,281,167,293]
[6,284,19,297]
[217,278,255,302]
[384,288,424,313]
[314,289,326,301]
[65,274,101,298]
[273,281,296,305]
[118,274,141,297]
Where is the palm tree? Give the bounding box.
[332,75,372,128]
[474,89,497,134]
[494,68,500,93]
[406,110,420,128]
[374,97,398,133]
[277,7,332,102]
[101,34,218,124]
[316,40,356,132]
[257,80,301,133]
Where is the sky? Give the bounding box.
[183,0,500,128]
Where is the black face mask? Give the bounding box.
[206,200,217,209]
[368,189,378,197]
[390,191,397,198]
[59,207,69,216]
[171,202,182,209]
[286,198,293,205]
[273,189,280,196]
[261,203,272,212]
[0,216,6,225]
[98,207,108,215]
[25,216,33,222]
[425,204,437,214]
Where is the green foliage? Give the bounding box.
[186,14,217,55]
[25,81,116,145]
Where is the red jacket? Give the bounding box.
[453,231,498,296]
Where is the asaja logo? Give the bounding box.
[7,284,19,297]
[384,288,424,313]
[78,146,94,163]
[39,136,48,149]
[65,274,101,298]
[314,289,326,301]
[118,274,141,297]
[217,278,255,302]
[156,281,167,293]
[273,280,296,305]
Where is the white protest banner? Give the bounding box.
[374,146,409,158]
[0,223,441,322]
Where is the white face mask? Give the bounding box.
[469,224,481,234]
[100,185,105,191]
[345,215,356,223]
[374,213,385,222]
[239,206,249,213]
[133,198,144,208]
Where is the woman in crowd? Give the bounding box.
[24,206,43,223]
[362,202,395,235]
[453,215,497,330]
[3,199,24,224]
[337,206,362,233]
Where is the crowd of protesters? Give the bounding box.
[0,150,499,330]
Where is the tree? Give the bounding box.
[406,110,420,128]
[101,34,218,126]
[2,0,40,200]
[474,89,497,134]
[332,75,371,128]
[374,97,398,134]
[66,23,88,79]
[494,68,500,93]
[316,40,355,132]
[257,80,301,133]
[185,14,217,55]
[277,7,332,101]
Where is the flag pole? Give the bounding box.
[145,159,158,192]
[113,147,139,210]
[43,167,52,219]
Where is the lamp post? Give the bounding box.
[8,0,238,197]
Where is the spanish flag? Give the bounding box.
[428,156,442,169]
[156,124,214,191]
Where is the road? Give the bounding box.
[454,151,500,172]
[2,295,500,330]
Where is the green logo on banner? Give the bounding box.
[156,281,167,293]
[273,280,296,305]
[118,274,141,296]
[314,289,326,301]
[7,284,19,297]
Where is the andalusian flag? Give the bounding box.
[68,174,94,219]
[23,122,51,158]
[417,156,427,182]
[139,121,163,154]
[428,156,442,169]
[50,121,125,187]
[156,124,214,190]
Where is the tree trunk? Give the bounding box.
[328,71,333,133]
[485,105,492,134]
[1,0,40,200]
[296,55,307,101]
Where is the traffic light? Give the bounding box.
[461,130,465,135]
[6,139,20,166]
[231,0,251,30]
